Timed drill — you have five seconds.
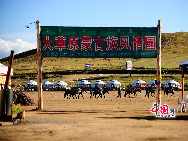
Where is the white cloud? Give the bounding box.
[0,32,36,42]
[0,38,36,59]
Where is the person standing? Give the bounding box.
[117,87,121,98]
[90,87,93,99]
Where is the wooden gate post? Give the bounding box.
[157,20,162,108]
[5,50,14,90]
[36,20,43,110]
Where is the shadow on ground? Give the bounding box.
[97,116,188,120]
[37,110,127,115]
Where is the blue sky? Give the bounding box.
[0,0,187,58]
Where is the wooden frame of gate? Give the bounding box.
[36,20,162,111]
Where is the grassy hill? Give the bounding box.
[1,32,187,73]
[0,32,188,86]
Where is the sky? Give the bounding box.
[0,0,187,59]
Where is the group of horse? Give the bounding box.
[64,84,175,99]
[124,86,142,98]
[64,86,109,99]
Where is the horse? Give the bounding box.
[102,87,109,98]
[124,87,133,97]
[64,87,84,99]
[124,87,141,97]
[124,84,133,97]
[145,87,150,98]
[64,88,77,99]
[164,86,174,96]
[132,86,141,97]
[150,87,156,97]
[93,88,101,98]
[145,85,156,98]
[93,86,109,98]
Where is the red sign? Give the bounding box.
[0,75,11,86]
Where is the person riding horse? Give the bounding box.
[102,86,109,98]
[64,87,84,99]
[145,83,156,98]
[145,84,150,98]
[80,84,87,93]
[132,83,141,96]
[93,84,107,98]
[164,83,174,96]
[124,84,132,97]
[89,87,94,99]
[93,84,100,98]
[150,83,156,97]
[64,87,75,99]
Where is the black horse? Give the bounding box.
[102,86,109,98]
[124,88,133,97]
[64,87,84,99]
[64,89,74,99]
[124,85,133,97]
[92,86,109,98]
[124,84,141,97]
[93,87,102,98]
[164,84,174,96]
[145,84,156,98]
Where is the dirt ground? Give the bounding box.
[0,89,188,141]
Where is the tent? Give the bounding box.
[53,81,67,87]
[162,80,180,89]
[24,80,37,91]
[179,59,188,99]
[132,79,147,88]
[42,81,53,91]
[147,80,156,87]
[0,63,13,75]
[42,81,53,86]
[91,80,106,88]
[53,81,67,90]
[107,80,121,89]
[25,80,37,87]
[77,80,91,88]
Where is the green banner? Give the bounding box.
[40,26,158,58]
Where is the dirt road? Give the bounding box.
[0,90,188,141]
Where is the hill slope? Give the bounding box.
[0,32,188,75]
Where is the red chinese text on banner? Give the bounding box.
[81,36,92,51]
[94,36,105,51]
[132,36,144,50]
[42,36,53,50]
[55,36,66,51]
[68,37,79,51]
[120,37,131,50]
[145,36,156,50]
[106,36,118,51]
